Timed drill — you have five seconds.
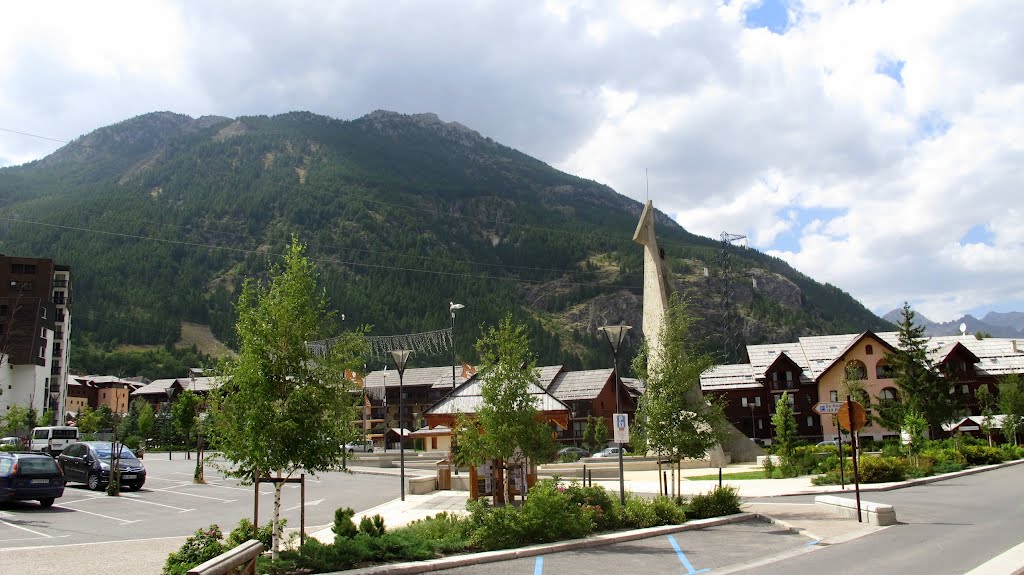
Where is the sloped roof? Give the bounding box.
[131,378,178,396]
[622,377,645,395]
[363,366,469,390]
[424,375,570,416]
[703,331,1024,391]
[546,369,612,401]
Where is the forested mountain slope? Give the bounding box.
[0,111,893,372]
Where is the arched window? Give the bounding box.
[879,387,899,403]
[876,359,895,379]
[845,360,868,380]
[865,344,874,355]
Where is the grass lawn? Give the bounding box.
[685,470,768,481]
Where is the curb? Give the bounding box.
[752,457,1024,498]
[336,513,759,575]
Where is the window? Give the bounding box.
[757,419,763,429]
[846,360,868,380]
[962,384,970,395]
[772,372,779,382]
[806,416,814,427]
[787,394,795,405]
[40,327,47,338]
[830,390,838,402]
[785,371,793,382]
[876,360,895,379]
[741,397,748,408]
[879,388,899,402]
[41,307,47,319]
[755,396,762,407]
[10,280,33,291]
[865,344,874,355]
[38,345,45,358]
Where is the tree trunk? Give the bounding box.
[493,459,505,506]
[272,470,283,559]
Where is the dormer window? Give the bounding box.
[865,344,873,355]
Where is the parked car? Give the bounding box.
[57,442,146,491]
[29,426,79,456]
[344,440,374,453]
[592,446,624,458]
[816,440,838,447]
[0,437,24,449]
[0,452,65,507]
[556,446,590,459]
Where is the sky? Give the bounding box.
[0,0,1021,323]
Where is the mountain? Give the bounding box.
[883,309,1024,338]
[0,110,893,373]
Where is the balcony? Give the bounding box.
[51,365,61,375]
[52,296,66,305]
[53,279,68,288]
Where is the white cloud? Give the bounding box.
[0,0,1020,324]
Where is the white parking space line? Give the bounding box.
[147,475,271,494]
[143,487,236,503]
[114,494,194,512]
[0,517,52,539]
[52,504,139,524]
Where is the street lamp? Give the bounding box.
[390,349,412,501]
[450,302,464,476]
[449,303,464,391]
[599,323,631,506]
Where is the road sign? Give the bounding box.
[812,402,843,415]
[613,413,630,444]
[838,401,868,431]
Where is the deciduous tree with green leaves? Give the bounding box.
[633,294,727,464]
[171,389,200,460]
[771,392,798,476]
[212,238,368,557]
[998,374,1024,445]
[454,314,555,506]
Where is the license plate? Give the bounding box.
[31,478,49,484]
[121,474,137,479]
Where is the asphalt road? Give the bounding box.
[735,463,1024,575]
[0,454,404,549]
[435,518,813,575]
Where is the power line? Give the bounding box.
[0,127,69,144]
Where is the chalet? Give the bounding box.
[701,332,1024,443]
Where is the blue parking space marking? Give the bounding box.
[534,556,544,575]
[667,535,710,574]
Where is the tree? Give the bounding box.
[881,303,956,438]
[213,238,368,557]
[1,405,35,437]
[77,406,102,435]
[903,408,927,465]
[172,390,200,460]
[772,392,798,476]
[454,314,555,506]
[975,385,996,446]
[136,401,156,446]
[633,294,727,463]
[581,415,607,454]
[998,374,1024,445]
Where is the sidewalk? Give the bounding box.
[311,463,859,545]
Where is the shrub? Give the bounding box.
[359,514,386,537]
[856,456,907,483]
[402,512,475,554]
[562,482,618,531]
[162,525,226,575]
[226,517,277,550]
[333,507,358,540]
[686,486,741,520]
[999,444,1024,461]
[761,456,776,478]
[960,445,1005,466]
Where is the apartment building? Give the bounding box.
[0,256,72,423]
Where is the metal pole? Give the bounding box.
[837,424,846,489]
[399,369,406,502]
[253,471,259,540]
[614,348,625,507]
[300,474,306,548]
[847,395,862,522]
[451,309,459,476]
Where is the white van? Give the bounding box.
[30,426,80,456]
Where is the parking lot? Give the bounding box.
[0,454,402,549]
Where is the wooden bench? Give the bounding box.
[186,539,264,575]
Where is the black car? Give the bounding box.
[0,452,65,507]
[57,442,146,491]
[557,446,590,459]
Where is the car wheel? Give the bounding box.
[39,498,55,508]
[87,472,102,491]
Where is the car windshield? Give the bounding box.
[19,458,60,474]
[93,445,137,459]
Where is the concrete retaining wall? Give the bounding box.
[815,495,897,526]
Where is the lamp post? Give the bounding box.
[599,323,631,506]
[193,375,204,483]
[449,302,464,475]
[390,349,412,501]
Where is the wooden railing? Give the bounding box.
[186,539,263,575]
